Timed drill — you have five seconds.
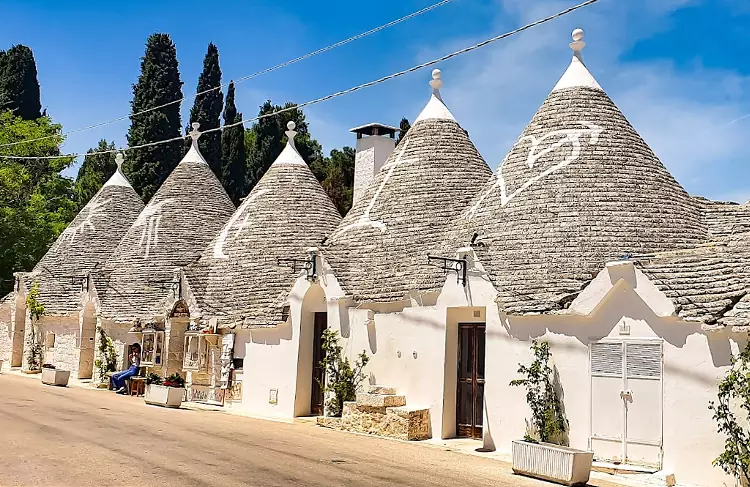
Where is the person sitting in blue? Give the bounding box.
[111,344,141,394]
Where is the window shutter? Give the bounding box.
[626,343,662,379]
[590,342,623,376]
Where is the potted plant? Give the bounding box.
[41,363,70,386]
[510,340,593,486]
[144,372,185,408]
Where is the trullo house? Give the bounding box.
[88,124,235,383]
[0,153,144,378]
[184,121,342,411]
[444,29,748,487]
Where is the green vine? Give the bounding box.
[709,341,750,483]
[25,282,45,321]
[510,340,568,445]
[93,327,117,382]
[319,329,369,417]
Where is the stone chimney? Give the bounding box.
[350,122,397,204]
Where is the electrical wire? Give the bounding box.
[0,0,455,150]
[0,0,601,161]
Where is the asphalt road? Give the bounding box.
[0,373,616,487]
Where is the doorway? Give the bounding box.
[11,297,26,367]
[310,312,327,416]
[590,339,663,468]
[457,323,486,439]
[78,305,96,379]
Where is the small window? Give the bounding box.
[233,358,244,370]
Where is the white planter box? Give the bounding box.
[512,440,593,486]
[41,368,70,386]
[144,384,184,408]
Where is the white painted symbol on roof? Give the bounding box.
[132,198,174,258]
[465,122,602,220]
[63,196,113,243]
[332,138,420,238]
[213,189,270,259]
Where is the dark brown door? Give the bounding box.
[457,323,486,439]
[310,312,327,416]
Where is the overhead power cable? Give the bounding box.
[0,0,455,150]
[0,0,601,161]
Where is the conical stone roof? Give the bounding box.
[188,122,342,326]
[99,126,235,322]
[324,69,493,302]
[21,154,144,315]
[458,29,706,314]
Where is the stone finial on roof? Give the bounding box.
[570,28,585,59]
[552,27,602,92]
[285,121,297,148]
[115,152,124,172]
[103,152,132,188]
[429,68,443,101]
[189,122,202,149]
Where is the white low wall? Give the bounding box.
[36,315,81,376]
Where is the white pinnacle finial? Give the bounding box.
[189,122,201,148]
[285,121,297,147]
[570,28,585,58]
[115,152,124,172]
[429,68,443,98]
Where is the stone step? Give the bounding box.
[367,385,397,395]
[355,392,406,408]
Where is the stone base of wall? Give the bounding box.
[316,386,430,441]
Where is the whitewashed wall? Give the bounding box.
[36,315,81,376]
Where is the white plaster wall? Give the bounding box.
[37,315,81,376]
[98,319,141,373]
[478,267,742,487]
[0,299,12,364]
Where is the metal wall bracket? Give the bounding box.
[277,257,316,280]
[427,255,468,286]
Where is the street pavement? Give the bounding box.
[0,373,620,487]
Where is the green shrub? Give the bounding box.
[318,328,369,417]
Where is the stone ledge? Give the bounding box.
[356,393,406,408]
[368,385,397,395]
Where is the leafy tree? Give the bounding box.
[186,43,222,175]
[245,100,323,192]
[397,117,411,145]
[94,327,117,383]
[74,140,117,208]
[220,82,246,204]
[0,112,76,295]
[318,328,369,417]
[311,147,355,216]
[510,340,568,444]
[125,33,183,202]
[0,45,42,120]
[709,342,750,483]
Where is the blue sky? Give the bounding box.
[2,0,750,202]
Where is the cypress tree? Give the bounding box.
[397,117,411,145]
[125,33,183,202]
[186,43,223,176]
[220,82,246,204]
[74,140,117,208]
[0,45,42,120]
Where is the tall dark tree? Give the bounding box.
[186,43,223,175]
[125,33,183,202]
[245,100,323,192]
[220,82,246,204]
[0,45,42,120]
[397,117,411,145]
[74,139,117,208]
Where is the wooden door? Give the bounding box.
[310,312,327,416]
[457,323,486,439]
